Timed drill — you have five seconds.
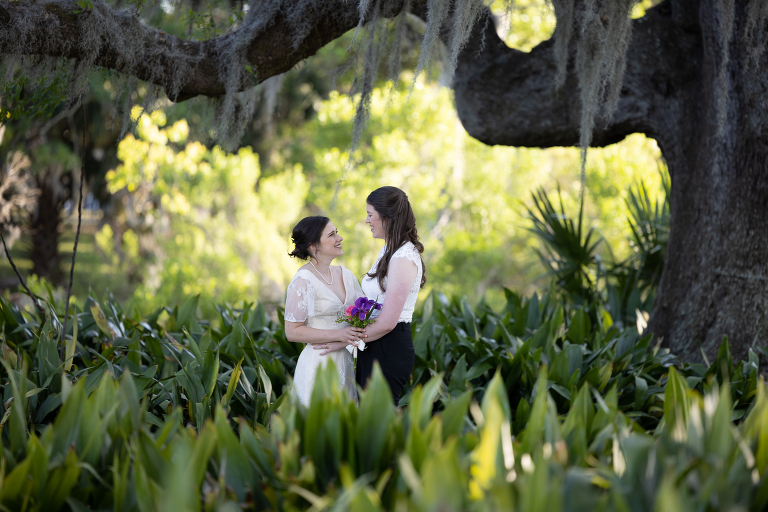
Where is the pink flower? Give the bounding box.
[345,305,355,316]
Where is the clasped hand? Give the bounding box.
[313,326,366,356]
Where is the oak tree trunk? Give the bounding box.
[448,0,768,363]
[649,2,768,363]
[30,174,64,285]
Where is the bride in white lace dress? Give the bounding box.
[284,216,368,406]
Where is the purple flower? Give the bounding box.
[350,297,368,320]
[348,296,382,321]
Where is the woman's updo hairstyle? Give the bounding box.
[366,186,426,291]
[288,216,330,260]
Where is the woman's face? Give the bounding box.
[311,222,343,260]
[366,204,385,240]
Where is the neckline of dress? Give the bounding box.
[300,267,347,304]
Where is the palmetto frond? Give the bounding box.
[525,186,603,306]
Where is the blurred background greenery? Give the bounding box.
[0,0,666,316]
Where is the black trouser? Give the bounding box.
[356,322,415,405]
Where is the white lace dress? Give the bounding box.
[361,242,423,323]
[284,267,364,406]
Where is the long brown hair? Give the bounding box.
[366,186,426,291]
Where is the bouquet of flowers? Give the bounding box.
[336,296,381,357]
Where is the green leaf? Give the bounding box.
[223,358,243,407]
[64,310,77,372]
[566,309,591,345]
[441,390,471,441]
[214,406,255,502]
[183,327,205,366]
[634,376,648,409]
[258,364,273,407]
[356,363,394,474]
[36,320,60,389]
[90,303,115,340]
[663,367,689,428]
[481,371,511,421]
[448,354,468,392]
[565,344,583,379]
[201,348,219,398]
[177,294,201,333]
[422,440,464,509]
[409,375,442,431]
[413,318,434,360]
[514,397,530,435]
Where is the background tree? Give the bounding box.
[1,0,765,363]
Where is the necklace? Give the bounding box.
[309,260,333,285]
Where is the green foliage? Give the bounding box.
[0,66,70,122]
[525,187,602,306]
[0,282,765,510]
[102,108,309,311]
[525,173,669,329]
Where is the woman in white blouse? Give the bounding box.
[283,216,367,406]
[337,186,425,405]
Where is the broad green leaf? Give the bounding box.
[566,309,591,345]
[214,406,254,502]
[182,327,205,366]
[64,310,77,372]
[422,439,464,509]
[90,303,116,340]
[50,379,86,459]
[663,367,689,428]
[634,376,648,409]
[448,354,467,393]
[177,294,201,333]
[258,364,272,406]
[481,371,511,421]
[356,363,394,474]
[223,358,243,407]
[441,390,471,441]
[201,348,219,398]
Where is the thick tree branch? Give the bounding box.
[450,2,702,150]
[0,0,417,101]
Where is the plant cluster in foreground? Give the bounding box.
[0,290,765,510]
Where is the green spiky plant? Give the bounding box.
[525,186,604,308]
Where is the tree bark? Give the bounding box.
[649,1,768,363]
[447,0,768,363]
[30,173,64,284]
[0,0,413,101]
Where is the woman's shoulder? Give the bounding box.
[337,265,361,282]
[336,265,352,275]
[393,241,420,258]
[290,267,316,285]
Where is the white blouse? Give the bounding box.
[361,242,423,323]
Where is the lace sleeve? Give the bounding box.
[392,242,421,267]
[284,276,314,323]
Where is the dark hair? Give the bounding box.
[366,186,426,291]
[288,216,330,260]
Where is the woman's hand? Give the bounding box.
[314,340,358,356]
[335,325,367,344]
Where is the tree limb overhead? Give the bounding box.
[0,0,416,101]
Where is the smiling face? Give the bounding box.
[310,221,343,261]
[366,204,386,240]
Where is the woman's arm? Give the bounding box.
[362,256,418,342]
[285,322,366,345]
